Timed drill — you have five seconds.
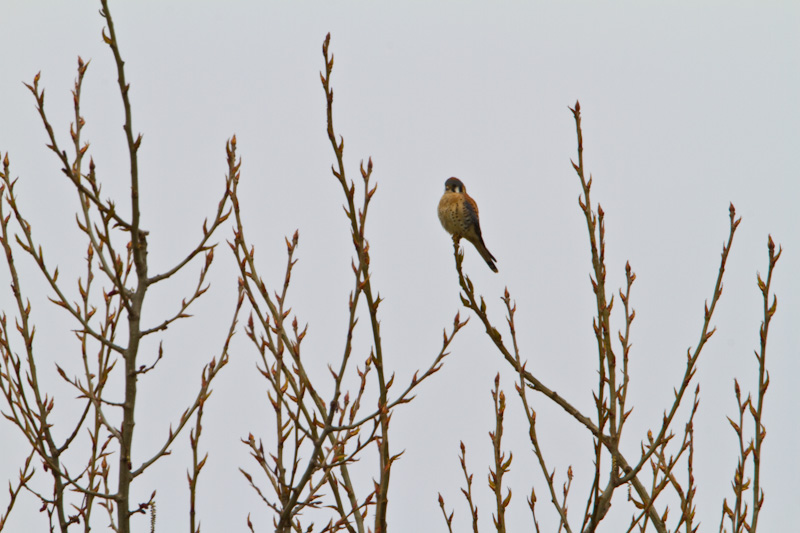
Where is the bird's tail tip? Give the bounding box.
[483,251,498,273]
[473,239,498,272]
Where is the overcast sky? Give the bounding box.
[1,1,798,532]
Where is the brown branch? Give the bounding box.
[0,155,73,531]
[0,449,36,531]
[719,237,779,533]
[626,386,700,533]
[458,442,480,533]
[96,3,148,529]
[320,34,391,533]
[133,288,242,479]
[188,289,243,533]
[750,236,779,531]
[437,493,455,533]
[488,375,511,533]
[621,203,739,487]
[503,291,573,533]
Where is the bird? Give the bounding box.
[438,177,498,272]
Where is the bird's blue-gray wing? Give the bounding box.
[463,196,483,237]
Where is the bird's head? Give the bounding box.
[444,177,465,193]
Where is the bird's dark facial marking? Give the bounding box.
[445,177,464,193]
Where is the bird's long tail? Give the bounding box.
[473,238,498,273]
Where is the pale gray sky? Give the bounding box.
[1,1,798,532]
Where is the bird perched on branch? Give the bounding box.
[438,177,498,272]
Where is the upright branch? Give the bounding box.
[437,492,456,533]
[616,200,738,530]
[625,386,701,533]
[98,1,149,526]
[0,449,35,532]
[488,375,512,533]
[2,135,82,533]
[188,287,244,533]
[320,33,393,533]
[749,236,779,531]
[720,236,779,533]
[457,442,481,533]
[504,291,573,533]
[99,0,142,272]
[0,158,43,531]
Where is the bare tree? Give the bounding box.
[1,1,240,532]
[0,4,780,533]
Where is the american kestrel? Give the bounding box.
[438,177,498,272]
